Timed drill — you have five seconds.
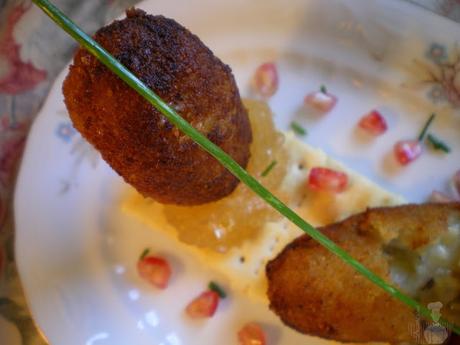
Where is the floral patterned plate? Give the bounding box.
[14,0,460,344]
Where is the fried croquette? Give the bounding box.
[63,8,252,205]
[266,203,460,343]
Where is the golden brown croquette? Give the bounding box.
[266,203,460,343]
[63,8,252,205]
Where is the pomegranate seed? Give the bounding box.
[238,322,266,345]
[185,290,219,318]
[394,140,422,165]
[137,256,172,289]
[252,62,278,98]
[429,190,455,203]
[358,110,388,136]
[304,90,337,113]
[308,167,348,193]
[452,170,460,199]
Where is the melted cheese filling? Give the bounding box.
[388,216,460,323]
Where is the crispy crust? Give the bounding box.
[266,203,460,343]
[62,8,252,205]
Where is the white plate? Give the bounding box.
[15,0,460,344]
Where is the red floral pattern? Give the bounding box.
[0,1,140,343]
[0,189,6,231]
[0,3,47,94]
[0,135,26,187]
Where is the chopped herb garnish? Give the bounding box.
[320,85,327,94]
[140,248,150,260]
[291,121,307,136]
[261,160,277,177]
[417,113,436,141]
[427,134,451,153]
[209,281,226,298]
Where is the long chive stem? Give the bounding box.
[32,0,460,334]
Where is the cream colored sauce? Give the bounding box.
[162,100,288,252]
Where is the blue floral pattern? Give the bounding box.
[413,42,460,108]
[426,43,448,64]
[427,84,448,103]
[55,122,77,143]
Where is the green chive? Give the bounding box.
[418,113,436,141]
[140,248,150,260]
[320,85,327,94]
[427,134,451,153]
[261,160,277,177]
[32,0,460,334]
[209,281,226,298]
[291,121,307,136]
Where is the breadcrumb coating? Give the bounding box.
[63,8,252,205]
[267,203,460,343]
